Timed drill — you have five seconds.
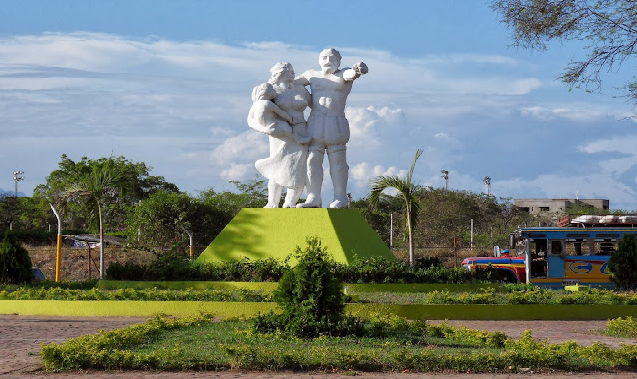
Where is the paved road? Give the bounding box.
[1,315,636,378]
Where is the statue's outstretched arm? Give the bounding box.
[343,62,369,81]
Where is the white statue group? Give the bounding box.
[247,48,368,209]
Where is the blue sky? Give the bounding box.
[1,1,636,210]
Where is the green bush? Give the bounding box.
[106,261,147,281]
[106,251,202,281]
[608,234,637,290]
[105,249,496,284]
[604,316,637,338]
[146,251,199,281]
[0,231,34,284]
[254,236,350,338]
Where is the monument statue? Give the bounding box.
[247,62,311,208]
[248,50,367,208]
[294,48,368,208]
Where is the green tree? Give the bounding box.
[15,196,57,232]
[351,195,403,248]
[0,231,33,284]
[491,0,637,109]
[64,158,129,278]
[36,154,179,232]
[0,193,18,230]
[369,149,423,267]
[126,190,230,251]
[127,178,268,253]
[254,236,346,338]
[416,189,517,248]
[198,177,268,213]
[608,233,637,289]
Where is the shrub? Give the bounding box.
[146,251,199,281]
[414,256,443,269]
[0,231,34,284]
[105,261,147,281]
[104,247,497,284]
[608,234,637,290]
[605,316,637,338]
[254,236,351,338]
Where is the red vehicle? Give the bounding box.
[462,252,526,283]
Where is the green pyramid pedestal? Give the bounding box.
[196,208,394,265]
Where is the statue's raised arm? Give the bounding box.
[343,62,369,81]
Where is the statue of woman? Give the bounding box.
[248,62,311,208]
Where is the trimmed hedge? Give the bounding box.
[106,254,497,284]
[96,280,499,293]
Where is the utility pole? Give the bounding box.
[9,171,24,230]
[13,171,24,197]
[483,176,491,196]
[440,170,449,191]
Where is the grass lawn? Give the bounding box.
[129,319,496,371]
[41,314,637,373]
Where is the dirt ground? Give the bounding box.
[27,246,157,281]
[2,316,637,379]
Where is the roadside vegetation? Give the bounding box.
[603,316,637,339]
[104,253,494,283]
[40,312,637,373]
[0,230,33,284]
[4,285,637,305]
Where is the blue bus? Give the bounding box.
[464,218,637,289]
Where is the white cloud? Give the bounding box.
[433,132,463,148]
[578,136,637,175]
[2,32,637,210]
[521,105,618,122]
[209,131,269,166]
[351,162,405,186]
[221,163,253,181]
[580,136,637,155]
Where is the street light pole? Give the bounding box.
[483,176,491,196]
[13,171,24,197]
[179,224,194,258]
[440,170,449,191]
[50,204,62,282]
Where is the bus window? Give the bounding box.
[565,241,583,256]
[599,241,616,255]
[550,240,563,256]
[533,239,547,257]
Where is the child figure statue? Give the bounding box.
[247,82,310,207]
[248,83,309,144]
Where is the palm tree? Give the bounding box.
[65,159,126,279]
[369,149,423,267]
